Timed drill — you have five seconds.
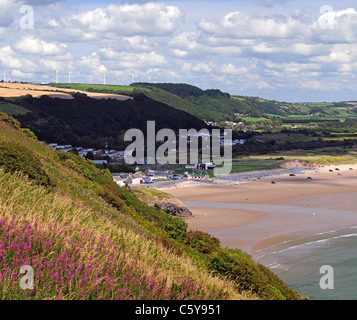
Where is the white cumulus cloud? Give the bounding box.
[12,36,68,56]
[65,2,182,37]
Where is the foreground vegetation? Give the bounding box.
[0,112,302,300]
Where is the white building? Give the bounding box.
[127,172,145,186]
[113,176,127,187]
[92,160,108,165]
[185,163,216,170]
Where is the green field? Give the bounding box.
[229,164,276,173]
[231,96,246,101]
[0,102,29,115]
[52,83,137,93]
[248,149,357,165]
[304,103,334,107]
[241,116,269,123]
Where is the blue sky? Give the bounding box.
[3,0,357,102]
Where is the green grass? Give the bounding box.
[241,117,269,123]
[230,165,275,173]
[215,163,277,173]
[130,84,262,121]
[0,102,29,115]
[52,83,136,93]
[305,103,334,107]
[264,114,285,118]
[231,96,246,101]
[132,187,173,202]
[249,149,357,166]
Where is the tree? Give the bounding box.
[85,151,94,160]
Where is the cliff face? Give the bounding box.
[133,188,193,217]
[159,202,193,217]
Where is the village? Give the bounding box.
[111,164,215,188]
[43,142,236,187]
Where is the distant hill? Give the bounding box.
[53,82,263,121]
[51,82,357,124]
[134,82,230,99]
[133,82,263,121]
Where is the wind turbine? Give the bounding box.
[130,74,134,84]
[68,72,71,84]
[3,70,6,82]
[55,70,59,83]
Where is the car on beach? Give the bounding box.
[289,173,296,177]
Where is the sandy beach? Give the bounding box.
[163,164,357,259]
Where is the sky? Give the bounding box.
[3,0,357,102]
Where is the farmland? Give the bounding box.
[52,83,137,94]
[0,101,29,115]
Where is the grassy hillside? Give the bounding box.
[134,83,262,121]
[235,96,357,125]
[0,112,302,300]
[0,100,29,115]
[53,82,262,121]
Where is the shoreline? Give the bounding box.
[162,163,357,259]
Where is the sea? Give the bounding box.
[256,226,357,300]
[184,193,357,300]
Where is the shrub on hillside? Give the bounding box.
[22,128,38,140]
[100,184,188,243]
[57,151,112,184]
[209,248,301,300]
[185,230,220,254]
[0,141,51,186]
[0,112,21,129]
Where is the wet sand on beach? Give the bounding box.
[163,164,357,258]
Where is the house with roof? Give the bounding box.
[127,173,144,186]
[113,176,127,187]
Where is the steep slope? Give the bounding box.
[0,112,302,300]
[134,83,262,121]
